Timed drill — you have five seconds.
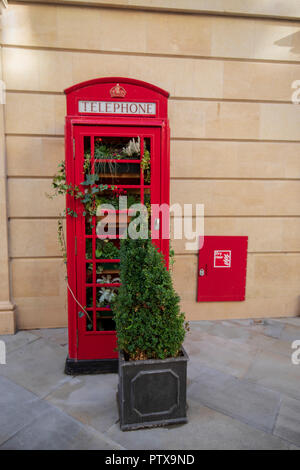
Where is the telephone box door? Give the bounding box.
[73,125,162,360]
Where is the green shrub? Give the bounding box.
[112,238,186,361]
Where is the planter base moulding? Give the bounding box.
[117,347,188,431]
[65,356,118,375]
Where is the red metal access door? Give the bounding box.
[197,236,248,302]
[73,125,163,360]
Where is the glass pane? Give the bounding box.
[94,136,141,160]
[95,261,120,276]
[125,187,142,206]
[96,210,143,238]
[96,271,121,284]
[85,215,93,235]
[85,238,93,260]
[96,212,132,228]
[144,189,151,211]
[95,239,119,259]
[144,189,151,230]
[84,136,92,176]
[86,238,119,260]
[96,316,115,332]
[142,137,151,185]
[86,262,93,283]
[86,287,93,308]
[96,286,118,308]
[95,161,141,185]
[95,186,141,211]
[86,312,93,331]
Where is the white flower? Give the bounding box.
[122,138,140,157]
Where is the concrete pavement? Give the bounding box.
[0,318,300,450]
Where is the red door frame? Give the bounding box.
[65,78,170,361]
[74,124,162,360]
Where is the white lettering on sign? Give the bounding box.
[78,101,156,115]
[214,250,231,268]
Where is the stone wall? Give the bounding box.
[1,1,300,329]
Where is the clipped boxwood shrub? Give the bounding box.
[112,238,186,361]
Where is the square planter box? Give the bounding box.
[118,347,188,431]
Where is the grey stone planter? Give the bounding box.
[117,347,188,431]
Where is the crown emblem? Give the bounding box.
[110,83,127,98]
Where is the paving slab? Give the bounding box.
[46,373,119,433]
[279,324,300,343]
[202,321,253,343]
[245,334,292,358]
[105,399,289,450]
[184,331,258,379]
[190,322,292,358]
[188,364,280,433]
[274,395,300,447]
[0,375,50,445]
[229,319,285,340]
[256,319,286,339]
[186,321,215,333]
[272,317,300,327]
[30,328,68,347]
[0,337,71,397]
[228,319,254,327]
[186,321,252,342]
[0,407,122,450]
[0,331,38,354]
[228,319,292,339]
[244,350,300,401]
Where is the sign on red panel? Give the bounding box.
[214,250,231,268]
[197,236,248,302]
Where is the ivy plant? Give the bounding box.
[141,147,150,184]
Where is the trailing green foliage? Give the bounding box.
[86,238,120,260]
[112,238,186,361]
[141,148,150,184]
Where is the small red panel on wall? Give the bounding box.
[197,236,248,302]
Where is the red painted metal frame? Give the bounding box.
[75,125,161,359]
[65,78,170,361]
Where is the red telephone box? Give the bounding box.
[64,77,170,374]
